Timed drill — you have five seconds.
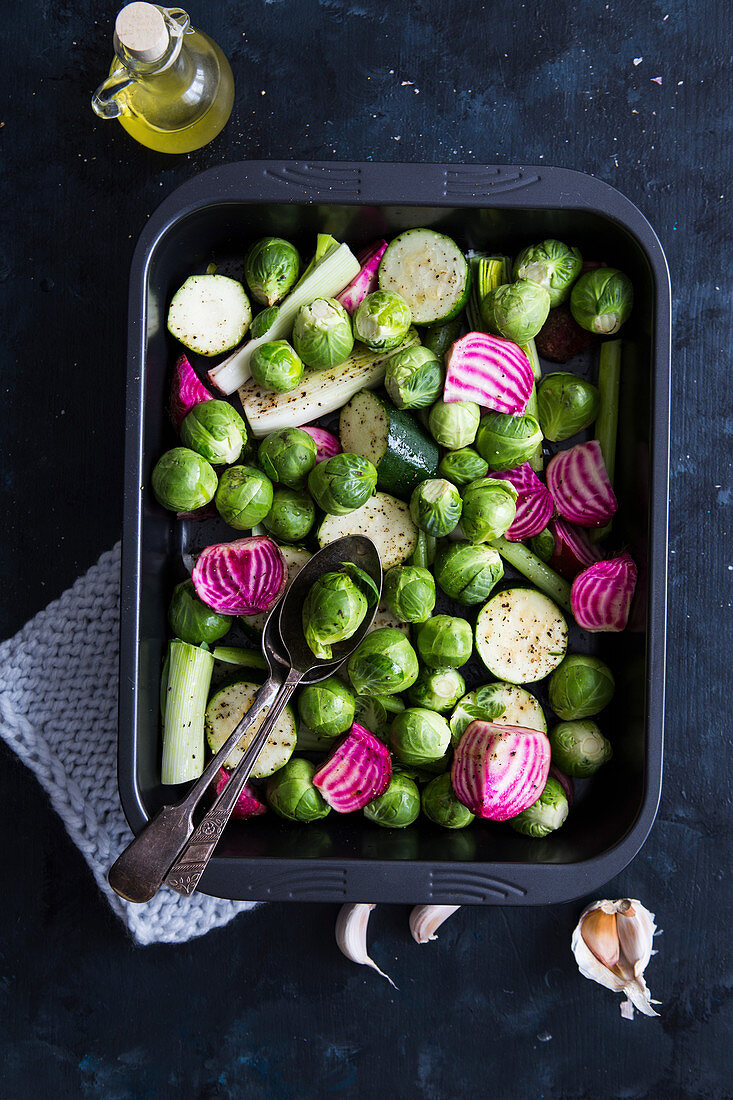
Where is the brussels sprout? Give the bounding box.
[537,372,600,442]
[168,579,232,645]
[384,346,443,409]
[460,477,518,544]
[292,298,354,370]
[249,304,280,339]
[548,654,615,720]
[151,447,218,512]
[481,279,551,344]
[438,447,489,486]
[244,237,300,307]
[307,453,378,515]
[433,543,504,604]
[415,615,473,669]
[390,708,451,766]
[302,564,378,660]
[298,676,355,738]
[475,411,544,470]
[262,487,315,542]
[407,667,466,713]
[214,465,273,529]
[570,268,634,334]
[266,757,331,822]
[363,773,421,828]
[258,427,317,490]
[250,340,304,393]
[529,527,555,563]
[383,565,436,623]
[449,688,507,744]
[509,777,569,837]
[422,772,475,829]
[348,627,419,695]
[428,400,481,450]
[549,720,612,777]
[179,400,247,465]
[420,316,463,359]
[354,692,405,741]
[409,478,462,538]
[512,240,583,307]
[353,290,412,351]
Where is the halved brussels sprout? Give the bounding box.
[214,465,273,529]
[438,447,489,486]
[428,400,481,450]
[481,278,551,344]
[407,667,466,713]
[549,720,612,777]
[548,654,615,720]
[293,298,354,370]
[390,708,451,766]
[250,340,304,393]
[509,776,568,837]
[347,627,419,695]
[415,615,473,669]
[267,757,331,822]
[262,487,315,542]
[168,579,232,645]
[384,345,443,409]
[353,290,412,351]
[298,676,355,738]
[460,477,518,543]
[152,447,218,512]
[433,543,504,604]
[529,527,555,562]
[244,237,300,307]
[383,565,436,623]
[409,478,463,537]
[363,773,421,828]
[307,453,378,515]
[179,400,247,465]
[512,240,583,307]
[475,411,543,470]
[258,427,318,490]
[302,563,378,660]
[354,692,405,741]
[422,772,475,829]
[570,268,634,334]
[249,304,281,339]
[537,372,600,442]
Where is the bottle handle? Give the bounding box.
[91,70,134,119]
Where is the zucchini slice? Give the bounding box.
[378,229,469,324]
[369,603,410,637]
[475,588,568,684]
[317,491,418,569]
[205,680,297,776]
[167,275,252,357]
[339,390,439,499]
[240,545,312,635]
[449,684,547,745]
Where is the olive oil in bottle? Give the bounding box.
[91,4,234,154]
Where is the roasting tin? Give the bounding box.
[119,162,670,904]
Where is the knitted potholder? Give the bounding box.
[0,543,257,945]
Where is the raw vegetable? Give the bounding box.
[433,542,504,605]
[339,390,439,498]
[298,677,355,739]
[300,425,342,463]
[180,400,247,465]
[460,477,518,543]
[383,565,436,623]
[490,538,572,613]
[595,340,622,485]
[475,411,544,471]
[410,479,463,538]
[570,268,633,334]
[209,243,360,394]
[205,679,297,776]
[262,487,315,542]
[410,529,437,569]
[451,721,551,821]
[490,463,554,541]
[302,563,378,659]
[415,615,473,669]
[239,544,310,635]
[571,554,637,632]
[449,683,546,745]
[512,240,583,307]
[466,254,510,331]
[546,440,617,528]
[379,229,469,324]
[530,527,556,563]
[428,400,481,450]
[384,346,444,410]
[296,233,339,286]
[168,579,232,645]
[308,453,378,516]
[438,448,489,486]
[547,518,603,578]
[390,708,452,766]
[336,240,388,314]
[161,640,213,784]
[250,305,280,340]
[244,237,300,306]
[354,692,405,740]
[250,341,304,393]
[238,329,420,437]
[214,769,268,819]
[549,764,575,805]
[152,448,218,513]
[258,427,318,490]
[367,605,410,638]
[422,773,475,829]
[167,275,251,357]
[215,465,274,529]
[170,354,214,430]
[444,333,534,414]
[312,722,392,811]
[548,654,615,720]
[335,904,396,987]
[481,279,551,344]
[363,773,421,828]
[535,304,594,362]
[317,492,418,568]
[211,647,268,671]
[293,297,354,370]
[549,719,612,777]
[537,372,600,442]
[509,776,569,837]
[571,898,660,1020]
[192,536,287,615]
[519,337,544,473]
[347,628,419,695]
[420,316,463,359]
[407,667,465,713]
[410,904,463,943]
[475,587,567,683]
[266,758,331,822]
[353,290,413,351]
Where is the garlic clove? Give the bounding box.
[335,903,397,988]
[409,904,461,944]
[580,908,620,970]
[572,898,660,1019]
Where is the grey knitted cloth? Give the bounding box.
[0,543,257,945]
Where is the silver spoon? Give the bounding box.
[108,535,381,903]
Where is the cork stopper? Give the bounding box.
[115,2,169,63]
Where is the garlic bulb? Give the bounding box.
[409,904,461,944]
[571,898,660,1019]
[335,904,397,988]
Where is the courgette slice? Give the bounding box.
[339,390,439,499]
[317,491,418,569]
[205,680,297,776]
[378,229,469,324]
[167,275,252,357]
[449,684,547,745]
[475,588,567,684]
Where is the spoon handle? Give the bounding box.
[165,668,303,897]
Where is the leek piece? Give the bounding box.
[591,339,622,542]
[209,242,361,394]
[466,255,510,331]
[490,536,572,613]
[295,233,339,287]
[521,338,544,473]
[161,640,214,784]
[212,646,267,670]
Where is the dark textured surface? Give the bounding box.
[2,1,731,1098]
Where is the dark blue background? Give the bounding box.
[2,1,731,1097]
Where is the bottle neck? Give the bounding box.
[113,7,190,77]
